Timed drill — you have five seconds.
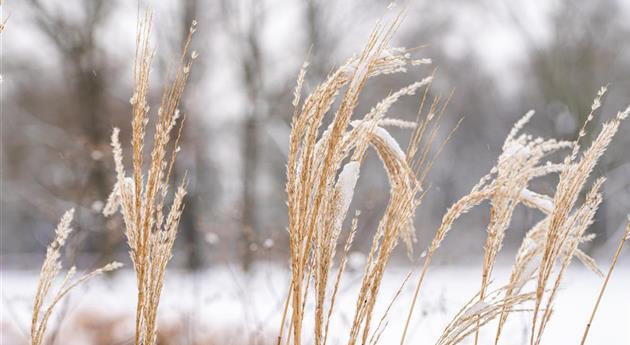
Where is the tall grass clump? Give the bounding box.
[525,95,629,345]
[277,8,459,345]
[102,9,197,345]
[401,85,628,345]
[30,209,121,345]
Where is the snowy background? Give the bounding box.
[3,265,629,344]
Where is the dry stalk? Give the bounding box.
[30,209,121,345]
[403,87,627,345]
[579,218,630,345]
[102,8,197,345]
[402,109,573,345]
[437,286,536,345]
[278,8,449,345]
[529,97,629,345]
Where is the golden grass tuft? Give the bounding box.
[402,86,628,345]
[278,7,630,345]
[30,209,121,345]
[277,8,454,345]
[102,8,197,345]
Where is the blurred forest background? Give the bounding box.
[2,0,630,271]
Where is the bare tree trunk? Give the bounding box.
[305,0,329,79]
[74,59,114,265]
[517,0,628,247]
[28,0,115,265]
[241,115,259,271]
[226,0,265,271]
[177,0,204,271]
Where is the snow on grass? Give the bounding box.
[335,161,361,229]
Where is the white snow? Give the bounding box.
[335,161,361,230]
[520,188,554,214]
[373,126,406,161]
[2,264,628,345]
[503,141,531,160]
[461,300,489,319]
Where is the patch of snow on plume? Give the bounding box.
[461,301,489,319]
[373,126,406,161]
[503,140,531,159]
[355,57,372,81]
[412,58,432,65]
[335,161,361,230]
[103,177,136,217]
[520,188,553,214]
[514,251,542,291]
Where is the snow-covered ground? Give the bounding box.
[2,263,628,344]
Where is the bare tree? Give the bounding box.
[220,0,267,271]
[518,0,630,244]
[174,0,210,271]
[25,0,117,264]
